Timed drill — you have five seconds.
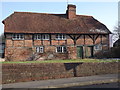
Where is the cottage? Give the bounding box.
[2,4,111,61]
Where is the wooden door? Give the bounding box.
[86,46,94,58]
[77,46,83,59]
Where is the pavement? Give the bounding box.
[2,74,119,89]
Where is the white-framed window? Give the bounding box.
[56,46,67,53]
[56,34,66,40]
[36,46,44,53]
[42,34,49,40]
[34,34,41,40]
[12,34,24,40]
[34,34,49,40]
[94,44,102,50]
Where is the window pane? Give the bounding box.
[36,47,39,52]
[34,35,37,39]
[12,34,24,40]
[40,47,43,53]
[59,35,62,39]
[36,47,44,53]
[56,34,66,40]
[56,35,58,39]
[38,35,41,39]
[20,35,23,39]
[63,47,67,52]
[57,46,66,53]
[57,47,60,52]
[17,34,19,39]
[63,35,65,39]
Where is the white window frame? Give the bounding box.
[34,34,41,40]
[36,46,44,53]
[94,44,102,50]
[42,34,49,40]
[56,34,66,40]
[56,46,67,53]
[34,34,49,40]
[12,34,24,40]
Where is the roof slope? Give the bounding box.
[3,12,111,34]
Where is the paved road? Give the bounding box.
[67,82,119,88]
[2,74,119,89]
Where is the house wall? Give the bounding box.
[5,33,109,61]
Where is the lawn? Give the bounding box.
[1,59,120,64]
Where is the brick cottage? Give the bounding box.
[2,4,111,61]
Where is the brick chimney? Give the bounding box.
[66,4,76,19]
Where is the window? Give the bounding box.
[12,34,24,40]
[94,44,102,50]
[42,34,49,40]
[34,34,49,40]
[56,34,66,40]
[34,34,41,40]
[36,46,44,53]
[56,46,67,53]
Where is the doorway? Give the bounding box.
[85,46,94,58]
[77,46,83,59]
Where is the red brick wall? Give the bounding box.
[2,62,119,84]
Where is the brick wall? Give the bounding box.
[2,62,119,84]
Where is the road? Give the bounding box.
[67,82,119,88]
[2,74,119,89]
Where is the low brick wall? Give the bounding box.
[2,62,119,84]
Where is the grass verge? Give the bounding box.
[1,59,120,64]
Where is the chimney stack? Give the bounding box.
[66,4,76,19]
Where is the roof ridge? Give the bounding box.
[14,11,66,15]
[14,11,93,17]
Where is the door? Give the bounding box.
[77,46,83,59]
[86,46,94,58]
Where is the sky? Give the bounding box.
[0,1,118,36]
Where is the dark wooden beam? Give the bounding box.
[65,39,67,45]
[68,34,81,46]
[88,34,100,44]
[58,40,60,45]
[68,35,74,40]
[76,35,81,40]
[95,35,99,41]
[88,35,93,39]
[41,34,43,45]
[101,35,102,44]
[49,34,52,45]
[93,35,95,44]
[84,35,85,45]
[32,34,34,46]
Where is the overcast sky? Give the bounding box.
[0,1,118,35]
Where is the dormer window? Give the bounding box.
[12,34,24,40]
[56,34,66,40]
[34,34,49,40]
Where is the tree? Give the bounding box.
[112,22,120,47]
[113,22,120,39]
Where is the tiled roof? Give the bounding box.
[3,12,111,34]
